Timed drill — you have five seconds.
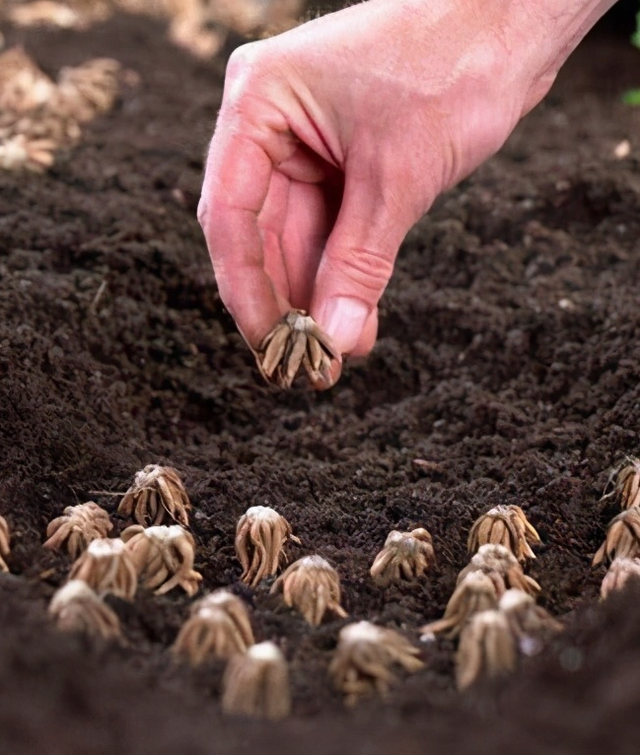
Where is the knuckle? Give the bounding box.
[196,196,208,229]
[226,41,261,81]
[224,41,275,101]
[326,244,395,298]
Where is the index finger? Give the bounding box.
[198,122,285,348]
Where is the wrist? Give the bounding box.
[391,0,616,114]
[500,0,618,113]
[517,0,617,65]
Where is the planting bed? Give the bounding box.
[2,5,640,754]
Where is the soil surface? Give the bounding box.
[2,6,640,755]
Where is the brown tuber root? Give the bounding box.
[172,590,254,664]
[49,580,122,641]
[593,508,640,565]
[234,505,299,587]
[68,537,137,600]
[222,641,291,720]
[117,464,191,528]
[0,46,132,173]
[330,621,423,706]
[0,516,10,572]
[271,554,347,626]
[44,501,113,559]
[603,457,640,510]
[467,505,540,562]
[254,310,339,389]
[420,571,498,639]
[370,528,435,587]
[457,544,541,597]
[498,589,562,656]
[600,556,640,599]
[455,609,517,691]
[122,524,202,596]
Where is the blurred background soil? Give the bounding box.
[1,2,640,753]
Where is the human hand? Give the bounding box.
[198,0,615,388]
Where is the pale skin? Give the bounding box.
[198,0,617,388]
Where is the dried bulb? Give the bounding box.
[44,501,113,559]
[457,544,541,597]
[173,590,254,664]
[0,515,10,572]
[118,464,191,527]
[67,538,137,600]
[420,571,498,639]
[456,609,516,690]
[222,641,290,720]
[593,508,640,565]
[467,505,540,562]
[234,505,298,587]
[600,556,640,599]
[330,621,423,706]
[370,528,435,587]
[49,580,121,640]
[122,524,202,596]
[271,555,347,626]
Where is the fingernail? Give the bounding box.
[310,359,342,391]
[317,297,370,355]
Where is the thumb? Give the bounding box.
[310,176,414,357]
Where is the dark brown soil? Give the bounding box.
[2,6,640,754]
